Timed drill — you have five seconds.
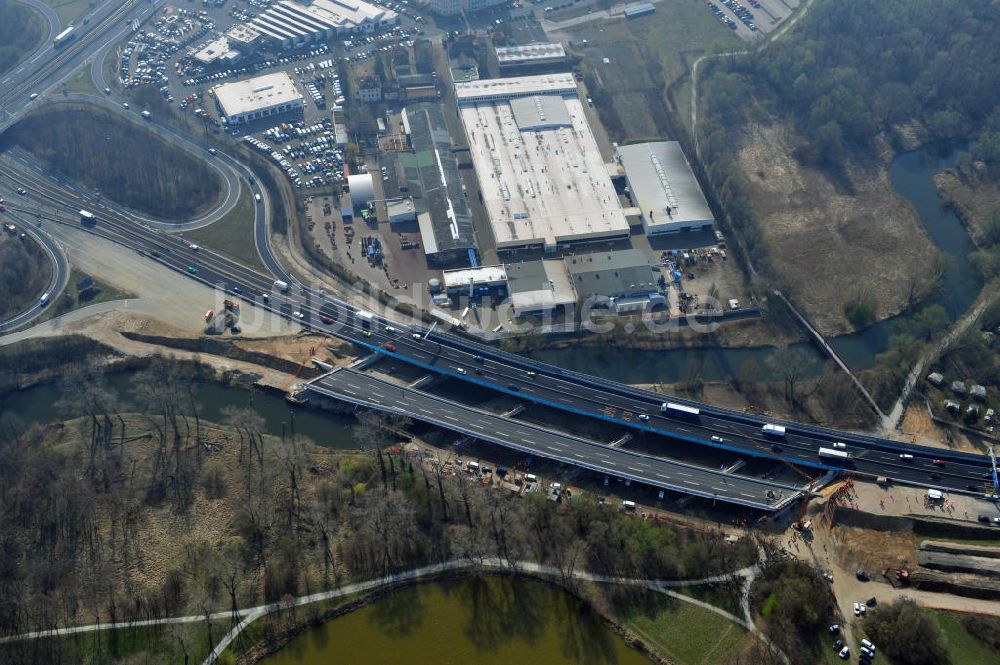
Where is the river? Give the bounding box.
[530,142,979,383]
[263,576,651,665]
[0,373,361,448]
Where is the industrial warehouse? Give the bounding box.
[616,141,715,235]
[455,73,630,252]
[214,72,304,125]
[251,0,397,48]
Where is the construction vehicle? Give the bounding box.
[883,567,909,586]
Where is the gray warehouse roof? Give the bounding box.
[495,43,566,64]
[510,95,572,130]
[617,141,714,234]
[506,259,576,314]
[399,104,476,258]
[564,249,658,299]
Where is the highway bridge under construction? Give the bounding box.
[307,366,809,511]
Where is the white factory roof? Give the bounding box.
[616,141,714,232]
[458,74,629,249]
[215,72,302,116]
[192,36,232,64]
[442,265,508,288]
[254,0,396,39]
[454,72,578,104]
[495,42,566,64]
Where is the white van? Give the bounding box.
[899,453,914,460]
[861,639,875,651]
[467,461,480,472]
[39,292,50,306]
[524,473,538,483]
[622,500,636,511]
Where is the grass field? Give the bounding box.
[934,611,1000,664]
[563,1,740,141]
[43,0,94,26]
[27,267,134,328]
[20,618,231,665]
[613,590,750,665]
[61,68,101,95]
[185,185,265,271]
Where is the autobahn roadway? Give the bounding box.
[1,39,997,503]
[309,368,802,511]
[0,204,68,332]
[0,0,162,129]
[2,148,997,500]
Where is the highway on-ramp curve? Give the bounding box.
[310,368,802,511]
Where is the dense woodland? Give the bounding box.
[0,0,45,78]
[0,357,756,662]
[705,0,1000,162]
[700,0,1000,261]
[2,104,224,221]
[0,236,51,321]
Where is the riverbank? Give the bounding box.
[934,163,1000,247]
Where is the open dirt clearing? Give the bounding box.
[738,123,940,335]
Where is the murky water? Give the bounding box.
[263,576,650,665]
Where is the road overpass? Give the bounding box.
[307,367,804,511]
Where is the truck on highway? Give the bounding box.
[661,402,701,418]
[762,423,786,437]
[53,25,75,47]
[273,280,289,292]
[819,447,850,460]
[79,209,95,226]
[355,310,374,328]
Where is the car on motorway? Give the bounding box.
[930,472,942,481]
[932,459,945,466]
[104,87,111,95]
[508,384,520,391]
[472,355,483,362]
[638,414,650,422]
[187,265,197,274]
[321,315,333,324]
[16,187,26,195]
[384,342,396,352]
[29,93,38,100]
[456,368,467,375]
[711,435,724,443]
[232,286,242,294]
[899,453,914,460]
[122,102,129,109]
[188,244,199,251]
[363,330,372,337]
[293,311,304,319]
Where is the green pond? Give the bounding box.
[264,577,651,665]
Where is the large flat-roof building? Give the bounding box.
[564,249,662,313]
[429,0,506,16]
[456,73,629,252]
[214,72,304,125]
[616,141,714,235]
[400,103,477,266]
[251,0,397,49]
[495,43,566,73]
[506,259,577,316]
